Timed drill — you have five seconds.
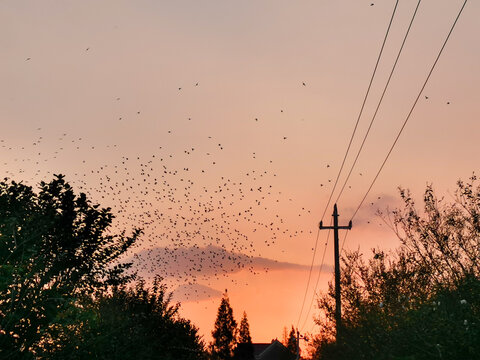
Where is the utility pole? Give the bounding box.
[319,203,352,340]
[296,328,300,360]
[295,328,308,360]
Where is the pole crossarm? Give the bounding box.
[319,221,352,230]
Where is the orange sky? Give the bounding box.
[1,0,479,344]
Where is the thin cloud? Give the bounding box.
[344,193,401,227]
[129,244,332,279]
[172,283,222,302]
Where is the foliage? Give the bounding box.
[234,311,254,360]
[285,326,297,357]
[48,277,206,360]
[311,177,480,360]
[211,290,237,360]
[0,175,140,358]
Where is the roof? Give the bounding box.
[253,343,272,357]
[252,340,296,360]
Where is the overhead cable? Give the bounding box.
[350,0,468,223]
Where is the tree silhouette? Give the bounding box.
[285,326,297,357]
[234,311,254,360]
[311,177,480,359]
[0,175,140,358]
[48,276,206,360]
[211,290,237,360]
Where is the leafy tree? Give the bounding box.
[211,290,237,360]
[0,175,140,358]
[48,276,206,360]
[310,177,480,360]
[234,311,254,360]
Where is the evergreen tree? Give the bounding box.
[211,290,237,360]
[286,326,297,357]
[234,311,254,360]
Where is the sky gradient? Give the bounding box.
[1,0,479,344]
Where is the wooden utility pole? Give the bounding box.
[296,328,300,360]
[319,203,352,339]
[295,328,308,360]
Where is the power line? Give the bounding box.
[310,231,350,332]
[335,0,423,204]
[301,0,468,337]
[297,0,399,331]
[340,227,350,254]
[320,0,400,222]
[296,228,321,328]
[300,227,331,332]
[349,0,468,224]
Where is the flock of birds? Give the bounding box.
[11,15,453,301]
[2,76,452,303]
[1,112,325,301]
[1,80,448,301]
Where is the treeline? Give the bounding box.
[0,175,205,359]
[310,177,480,360]
[4,173,479,359]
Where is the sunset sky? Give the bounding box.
[1,0,479,344]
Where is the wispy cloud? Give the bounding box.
[343,193,401,227]
[172,283,222,302]
[129,244,332,279]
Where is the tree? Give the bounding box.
[234,311,254,360]
[0,175,141,358]
[49,276,207,360]
[211,290,237,360]
[310,177,480,360]
[285,326,297,357]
